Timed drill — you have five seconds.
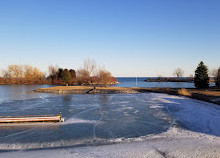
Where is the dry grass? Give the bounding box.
[40,86,131,91]
[36,86,220,105]
[44,86,93,90]
[190,90,220,97]
[39,86,220,97]
[178,88,191,96]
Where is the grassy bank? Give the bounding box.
[34,86,138,94]
[35,86,220,105]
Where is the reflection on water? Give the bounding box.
[0,85,53,102]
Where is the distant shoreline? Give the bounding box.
[144,77,194,82]
[144,77,215,83]
[34,86,220,105]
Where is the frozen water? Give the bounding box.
[0,89,173,150]
[1,126,220,158]
[0,85,220,157]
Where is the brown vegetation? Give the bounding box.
[0,65,47,84]
[47,59,118,86]
[35,86,220,105]
[35,86,138,94]
[0,59,118,85]
[75,58,117,86]
[178,88,191,96]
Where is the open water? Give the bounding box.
[114,77,215,88]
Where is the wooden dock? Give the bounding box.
[0,113,64,123]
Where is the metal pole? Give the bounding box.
[136,77,137,87]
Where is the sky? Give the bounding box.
[0,0,219,77]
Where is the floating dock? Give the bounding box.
[0,113,64,123]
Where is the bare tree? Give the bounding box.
[48,65,58,79]
[173,68,184,78]
[210,69,218,77]
[76,69,90,84]
[8,65,24,78]
[82,58,97,77]
[98,68,113,86]
[23,65,44,81]
[77,69,90,78]
[24,65,34,80]
[1,64,45,84]
[1,69,10,79]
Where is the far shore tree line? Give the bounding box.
[0,60,219,88]
[176,61,220,88]
[0,59,118,86]
[145,61,220,88]
[173,62,220,88]
[0,65,46,84]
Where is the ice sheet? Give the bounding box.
[1,127,220,158]
[1,92,220,157]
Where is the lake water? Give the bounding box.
[114,77,215,88]
[0,83,220,150]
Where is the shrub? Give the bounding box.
[178,88,191,96]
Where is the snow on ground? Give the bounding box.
[1,127,220,158]
[151,93,220,136]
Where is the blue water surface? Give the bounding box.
[113,77,215,88]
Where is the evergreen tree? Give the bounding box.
[61,69,72,86]
[57,68,63,79]
[216,68,220,87]
[194,61,209,88]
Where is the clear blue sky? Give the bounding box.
[0,0,219,77]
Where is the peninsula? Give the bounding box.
[35,86,220,105]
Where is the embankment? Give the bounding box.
[34,86,138,94]
[35,86,220,105]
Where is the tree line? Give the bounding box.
[0,60,219,88]
[0,65,46,84]
[173,61,220,88]
[0,59,118,86]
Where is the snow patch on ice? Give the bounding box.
[149,105,163,109]
[134,110,139,113]
[2,126,220,158]
[63,118,98,125]
[113,106,134,112]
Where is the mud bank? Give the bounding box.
[34,86,139,94]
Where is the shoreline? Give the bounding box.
[34,86,220,105]
[1,126,220,157]
[34,86,139,94]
